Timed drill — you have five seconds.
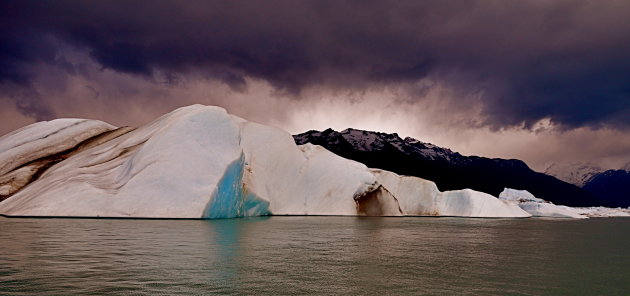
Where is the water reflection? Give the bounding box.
[203,217,271,290]
[1,217,629,295]
[206,219,242,284]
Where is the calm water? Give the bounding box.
[1,217,629,295]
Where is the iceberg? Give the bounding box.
[498,188,630,218]
[499,188,587,219]
[0,105,383,218]
[0,106,377,218]
[373,170,530,217]
[0,104,593,219]
[571,207,630,217]
[0,106,269,218]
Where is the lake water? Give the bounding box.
[1,216,629,295]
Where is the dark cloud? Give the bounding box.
[0,0,629,128]
[0,83,55,121]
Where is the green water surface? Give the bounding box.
[1,217,629,295]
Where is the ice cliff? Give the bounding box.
[0,105,612,219]
[372,170,529,217]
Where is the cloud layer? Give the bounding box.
[1,0,629,169]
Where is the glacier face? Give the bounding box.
[0,105,614,219]
[572,207,630,217]
[498,188,587,219]
[373,170,531,218]
[239,122,377,216]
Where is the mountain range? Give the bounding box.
[544,162,630,207]
[294,128,628,207]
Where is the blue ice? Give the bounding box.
[203,154,271,219]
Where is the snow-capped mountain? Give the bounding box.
[544,162,603,187]
[295,128,465,163]
[294,128,605,207]
[544,162,630,207]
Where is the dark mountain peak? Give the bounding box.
[403,136,419,143]
[496,158,530,169]
[600,169,629,177]
[340,127,366,134]
[296,128,464,161]
[583,169,630,207]
[294,127,603,207]
[340,128,403,144]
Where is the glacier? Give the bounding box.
[0,105,624,219]
[372,170,530,217]
[499,188,587,219]
[497,188,630,218]
[571,207,630,217]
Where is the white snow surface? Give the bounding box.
[517,203,587,219]
[373,170,531,217]
[499,188,545,203]
[499,188,587,218]
[0,119,115,176]
[0,107,247,218]
[0,105,380,218]
[543,162,603,187]
[240,123,377,216]
[572,207,630,217]
[340,129,384,151]
[500,188,630,218]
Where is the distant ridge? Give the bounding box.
[545,162,630,207]
[583,169,630,207]
[294,128,607,207]
[544,162,603,187]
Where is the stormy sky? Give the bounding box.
[1,0,629,172]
